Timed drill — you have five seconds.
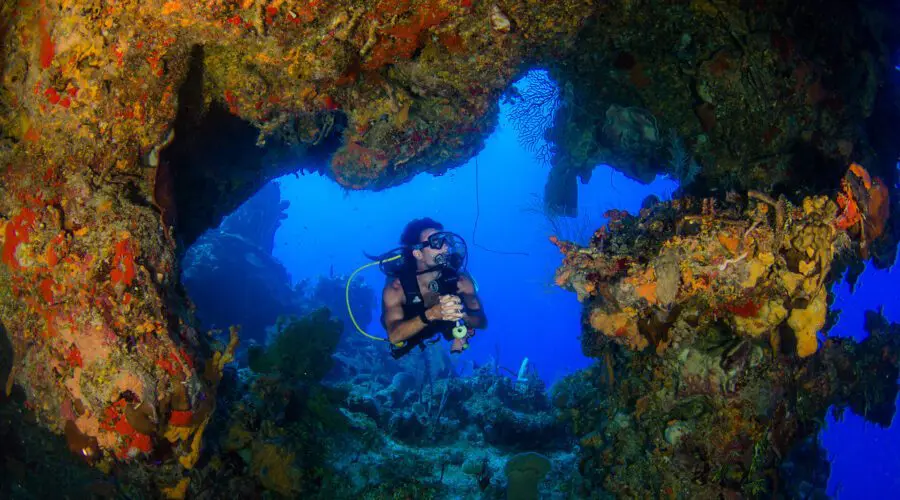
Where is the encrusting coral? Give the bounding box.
[537,1,900,236]
[553,164,888,360]
[1,0,900,496]
[550,163,899,497]
[0,0,592,475]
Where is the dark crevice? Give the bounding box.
[0,321,10,403]
[160,45,343,251]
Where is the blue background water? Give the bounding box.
[265,75,900,498]
[820,263,900,497]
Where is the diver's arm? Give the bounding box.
[458,275,487,329]
[382,281,430,344]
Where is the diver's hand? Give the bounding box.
[426,295,464,322]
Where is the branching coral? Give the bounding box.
[506,71,562,165]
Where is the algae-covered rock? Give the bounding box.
[504,452,551,500]
[248,309,343,382]
[551,168,900,498]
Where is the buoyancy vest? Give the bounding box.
[391,267,462,359]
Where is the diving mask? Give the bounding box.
[369,231,468,278]
[414,231,450,251]
[415,231,468,272]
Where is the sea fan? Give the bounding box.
[506,70,561,166]
[665,128,700,186]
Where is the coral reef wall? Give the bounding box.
[539,0,900,268]
[0,0,592,470]
[1,0,900,491]
[551,165,899,497]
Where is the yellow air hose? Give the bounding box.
[345,254,406,347]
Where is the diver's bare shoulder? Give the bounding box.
[382,278,405,304]
[381,278,406,330]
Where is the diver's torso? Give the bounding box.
[414,271,444,309]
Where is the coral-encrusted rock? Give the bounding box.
[0,0,593,469]
[2,0,900,483]
[538,0,900,260]
[550,169,900,497]
[0,164,216,465]
[553,166,888,360]
[552,305,900,498]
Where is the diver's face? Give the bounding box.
[415,228,447,268]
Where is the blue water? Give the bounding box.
[822,261,900,498]
[273,109,677,386]
[268,75,900,498]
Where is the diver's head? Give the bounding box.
[399,218,467,273]
[414,227,450,270]
[401,218,446,272]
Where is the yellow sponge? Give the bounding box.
[787,289,827,358]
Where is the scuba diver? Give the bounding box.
[379,218,487,358]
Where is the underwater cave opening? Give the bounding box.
[177,69,675,392]
[171,69,685,497]
[174,67,900,497]
[267,71,678,390]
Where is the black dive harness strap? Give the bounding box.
[391,268,461,359]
